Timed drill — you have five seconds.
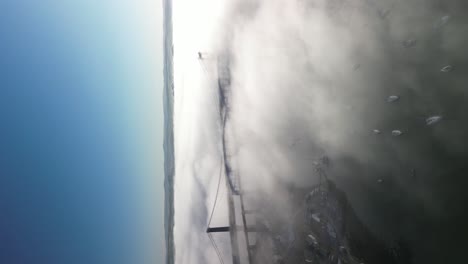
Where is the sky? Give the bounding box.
[0,1,165,263]
[173,0,468,263]
[172,0,231,263]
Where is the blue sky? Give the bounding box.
[0,1,164,263]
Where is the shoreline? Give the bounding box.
[163,0,175,263]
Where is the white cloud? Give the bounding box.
[173,0,468,263]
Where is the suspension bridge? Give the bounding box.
[199,52,261,264]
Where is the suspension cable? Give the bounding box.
[208,233,225,264]
[208,157,224,227]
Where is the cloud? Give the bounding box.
[174,0,468,263]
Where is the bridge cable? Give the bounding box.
[208,157,224,227]
[208,232,225,264]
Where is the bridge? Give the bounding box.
[201,52,260,264]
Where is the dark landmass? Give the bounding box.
[252,177,412,264]
[163,0,175,263]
